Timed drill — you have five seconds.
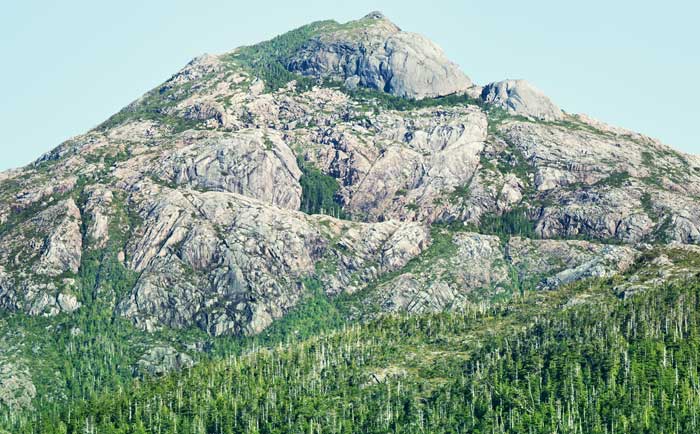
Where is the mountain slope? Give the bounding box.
[6,255,700,433]
[1,11,700,423]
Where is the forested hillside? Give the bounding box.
[4,266,700,433]
[2,11,700,433]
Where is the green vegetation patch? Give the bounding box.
[221,20,339,92]
[297,156,346,218]
[11,273,700,433]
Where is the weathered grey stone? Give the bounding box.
[115,182,429,336]
[0,359,36,411]
[152,129,302,210]
[374,234,640,315]
[481,79,564,121]
[287,12,473,99]
[0,10,698,345]
[34,199,83,277]
[57,292,80,313]
[136,346,194,377]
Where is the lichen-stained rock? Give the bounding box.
[136,346,194,377]
[0,198,83,316]
[0,10,699,346]
[82,185,114,249]
[481,79,564,121]
[535,188,656,243]
[494,117,700,243]
[34,199,83,276]
[497,174,524,211]
[163,54,224,89]
[314,217,430,295]
[377,232,509,313]
[540,245,638,289]
[651,189,700,243]
[613,245,700,298]
[287,12,473,99]
[374,233,640,315]
[303,106,488,222]
[57,292,80,313]
[182,100,231,128]
[117,183,429,335]
[152,129,303,210]
[507,237,639,287]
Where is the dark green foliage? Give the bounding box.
[485,106,532,135]
[97,84,202,132]
[641,192,658,222]
[338,84,479,111]
[495,147,534,186]
[639,192,675,244]
[222,21,338,92]
[7,275,700,433]
[448,184,471,203]
[594,170,630,188]
[297,156,346,218]
[255,278,345,345]
[477,207,538,240]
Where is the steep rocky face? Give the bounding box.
[0,198,82,316]
[302,105,488,222]
[151,129,303,209]
[0,11,698,339]
[116,181,428,336]
[286,12,473,99]
[481,79,564,121]
[371,232,639,314]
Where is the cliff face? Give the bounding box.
[286,12,473,99]
[1,12,699,340]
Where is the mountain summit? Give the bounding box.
[284,11,473,99]
[1,15,700,414]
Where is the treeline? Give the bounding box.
[6,277,700,433]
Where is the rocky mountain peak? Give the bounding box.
[363,11,388,20]
[0,11,699,343]
[286,13,472,99]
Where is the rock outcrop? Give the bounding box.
[287,12,473,99]
[373,233,639,314]
[481,79,564,121]
[0,11,698,338]
[136,346,194,376]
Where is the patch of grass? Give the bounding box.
[263,134,275,151]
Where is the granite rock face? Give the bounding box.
[287,12,473,99]
[152,129,303,209]
[114,181,429,336]
[372,233,639,314]
[481,79,564,121]
[0,11,698,337]
[136,346,195,376]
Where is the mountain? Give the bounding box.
[1,11,700,432]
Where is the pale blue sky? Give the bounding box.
[1,0,698,170]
